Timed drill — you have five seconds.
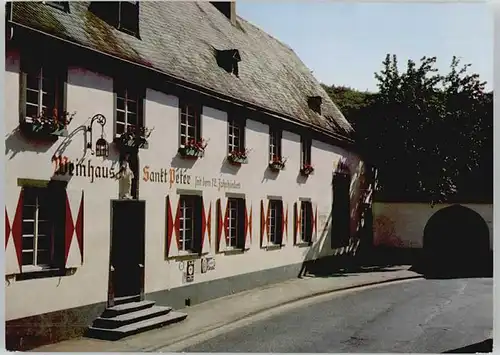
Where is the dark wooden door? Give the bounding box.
[331,174,351,248]
[110,200,145,300]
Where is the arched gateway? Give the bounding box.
[422,204,491,276]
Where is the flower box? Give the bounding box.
[269,156,287,171]
[20,110,75,140]
[178,139,207,159]
[300,164,314,176]
[227,150,249,165]
[115,126,153,149]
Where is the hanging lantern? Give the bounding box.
[95,137,109,157]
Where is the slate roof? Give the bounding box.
[9,1,354,142]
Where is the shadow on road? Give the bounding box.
[443,338,492,353]
[300,245,493,280]
[299,245,417,278]
[410,252,493,280]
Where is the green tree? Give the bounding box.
[352,54,492,204]
[320,84,372,125]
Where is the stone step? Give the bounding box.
[93,305,172,329]
[101,300,156,318]
[113,295,141,305]
[87,311,188,341]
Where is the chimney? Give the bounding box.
[211,2,237,25]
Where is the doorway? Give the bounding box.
[331,173,351,248]
[422,204,491,277]
[110,200,146,303]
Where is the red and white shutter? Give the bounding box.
[216,198,228,253]
[165,194,180,257]
[201,197,211,254]
[65,189,84,268]
[243,203,252,250]
[260,200,268,248]
[311,202,319,243]
[5,186,23,275]
[265,200,271,245]
[280,201,287,246]
[293,201,301,245]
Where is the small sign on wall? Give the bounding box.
[201,257,216,273]
[201,258,208,274]
[207,257,216,271]
[186,260,195,282]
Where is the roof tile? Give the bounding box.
[10,1,354,140]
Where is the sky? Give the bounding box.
[237,1,494,92]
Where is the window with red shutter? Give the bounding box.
[300,201,313,244]
[268,199,283,245]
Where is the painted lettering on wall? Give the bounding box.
[52,155,116,183]
[142,166,241,191]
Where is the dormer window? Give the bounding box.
[215,49,241,77]
[118,1,140,36]
[89,1,140,38]
[44,1,70,12]
[308,96,322,115]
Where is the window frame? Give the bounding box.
[227,117,246,154]
[117,1,140,37]
[179,101,201,146]
[226,197,246,249]
[300,136,312,166]
[177,194,203,254]
[114,81,144,139]
[19,54,66,124]
[178,195,196,253]
[20,184,66,273]
[300,201,313,244]
[269,127,282,161]
[44,1,70,12]
[268,199,283,245]
[21,187,53,271]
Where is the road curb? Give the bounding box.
[144,274,423,351]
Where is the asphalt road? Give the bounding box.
[182,278,493,353]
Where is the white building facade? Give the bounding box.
[5,1,373,350]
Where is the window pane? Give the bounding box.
[117,97,125,111]
[38,205,50,220]
[37,250,50,266]
[22,222,34,236]
[116,122,125,135]
[22,251,34,266]
[233,137,240,150]
[22,205,36,220]
[37,235,51,251]
[42,93,56,111]
[116,110,126,124]
[26,90,40,106]
[26,75,39,91]
[42,77,56,95]
[38,221,51,237]
[187,126,195,140]
[26,104,39,118]
[127,113,137,126]
[127,100,137,114]
[180,114,188,127]
[187,114,196,127]
[22,236,34,251]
